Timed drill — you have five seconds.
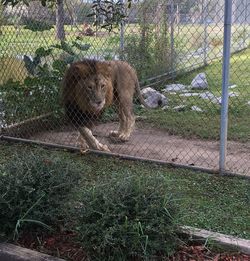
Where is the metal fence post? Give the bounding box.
[202,0,208,66]
[170,0,175,76]
[219,0,233,174]
[243,0,248,48]
[119,0,125,60]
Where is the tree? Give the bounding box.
[55,0,65,40]
[2,0,133,34]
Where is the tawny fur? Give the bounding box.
[62,59,147,152]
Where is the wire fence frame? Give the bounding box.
[0,0,249,177]
[219,0,232,173]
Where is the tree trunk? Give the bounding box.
[56,0,65,40]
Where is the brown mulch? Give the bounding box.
[18,231,88,261]
[18,232,250,261]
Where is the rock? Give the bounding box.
[229,84,237,89]
[199,92,221,104]
[199,91,238,105]
[162,105,169,110]
[163,84,189,92]
[173,105,187,112]
[141,87,158,97]
[247,101,250,106]
[191,73,208,89]
[216,97,222,104]
[191,106,204,112]
[228,92,239,97]
[180,92,200,97]
[144,95,168,108]
[16,54,33,61]
[199,91,216,100]
[142,87,168,108]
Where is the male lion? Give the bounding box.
[62,59,148,152]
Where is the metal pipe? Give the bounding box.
[202,0,208,65]
[219,0,233,174]
[243,0,248,48]
[170,0,175,76]
[119,0,125,59]
[2,135,250,180]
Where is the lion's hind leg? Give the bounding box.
[79,126,110,152]
[109,99,135,142]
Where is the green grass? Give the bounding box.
[0,141,249,240]
[0,25,119,57]
[141,48,250,142]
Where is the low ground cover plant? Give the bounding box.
[0,149,180,260]
[0,150,81,240]
[73,173,180,260]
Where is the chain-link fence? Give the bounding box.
[0,0,249,176]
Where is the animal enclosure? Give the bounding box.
[0,0,249,176]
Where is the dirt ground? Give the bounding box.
[31,122,250,176]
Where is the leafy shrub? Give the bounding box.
[122,1,176,81]
[0,40,91,124]
[123,29,174,81]
[0,150,81,240]
[22,17,53,32]
[74,173,179,260]
[1,76,61,124]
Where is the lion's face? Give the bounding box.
[78,74,109,112]
[63,61,113,116]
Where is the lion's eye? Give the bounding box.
[87,86,92,90]
[101,84,105,89]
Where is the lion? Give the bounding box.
[62,59,148,152]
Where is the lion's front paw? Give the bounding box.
[109,130,120,137]
[117,133,130,142]
[96,142,110,152]
[109,131,130,142]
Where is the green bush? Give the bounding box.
[0,40,91,124]
[0,150,81,240]
[1,77,61,124]
[74,174,179,260]
[123,30,174,81]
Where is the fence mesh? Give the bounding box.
[0,0,249,176]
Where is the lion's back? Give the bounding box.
[109,60,138,93]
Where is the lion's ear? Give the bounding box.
[96,62,112,79]
[73,63,92,78]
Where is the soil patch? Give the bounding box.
[30,122,250,176]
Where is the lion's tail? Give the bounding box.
[135,79,150,109]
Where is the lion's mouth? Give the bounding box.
[90,100,105,112]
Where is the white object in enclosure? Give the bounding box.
[163,84,189,92]
[191,106,204,112]
[191,73,208,89]
[141,87,168,108]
